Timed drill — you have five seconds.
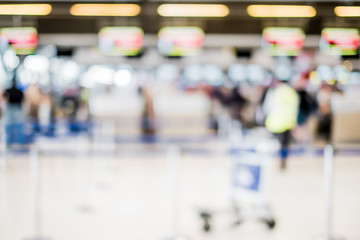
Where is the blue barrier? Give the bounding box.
[2,118,360,158]
[4,120,94,145]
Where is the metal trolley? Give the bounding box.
[200,131,277,232]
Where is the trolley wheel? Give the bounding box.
[203,222,211,232]
[200,212,212,232]
[265,218,276,229]
[234,219,242,226]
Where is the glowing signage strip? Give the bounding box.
[247,5,316,17]
[158,4,229,17]
[335,6,360,17]
[70,4,141,16]
[0,4,52,15]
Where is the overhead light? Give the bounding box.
[335,6,360,17]
[70,4,141,16]
[0,4,52,15]
[157,4,229,17]
[247,5,316,17]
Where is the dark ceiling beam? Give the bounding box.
[0,1,359,34]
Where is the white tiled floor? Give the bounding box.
[0,145,359,240]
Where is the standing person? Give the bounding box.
[3,77,25,146]
[294,73,317,143]
[25,84,44,133]
[47,88,60,136]
[61,86,80,133]
[228,86,248,126]
[263,80,299,169]
[138,86,156,142]
[316,82,342,142]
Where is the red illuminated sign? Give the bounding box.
[262,27,305,56]
[1,27,38,55]
[98,27,144,56]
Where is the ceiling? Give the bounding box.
[0,1,359,35]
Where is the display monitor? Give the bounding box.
[183,65,202,84]
[0,27,38,55]
[98,27,144,56]
[316,65,335,82]
[247,64,266,84]
[0,57,6,87]
[334,65,349,84]
[228,64,247,83]
[158,27,204,56]
[203,64,224,86]
[320,28,360,56]
[348,71,360,85]
[156,64,180,82]
[262,27,305,56]
[274,57,293,81]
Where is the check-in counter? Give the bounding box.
[331,91,360,143]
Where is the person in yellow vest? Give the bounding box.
[263,80,299,169]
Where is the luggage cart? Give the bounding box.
[200,136,277,232]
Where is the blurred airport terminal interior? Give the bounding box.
[0,0,359,240]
